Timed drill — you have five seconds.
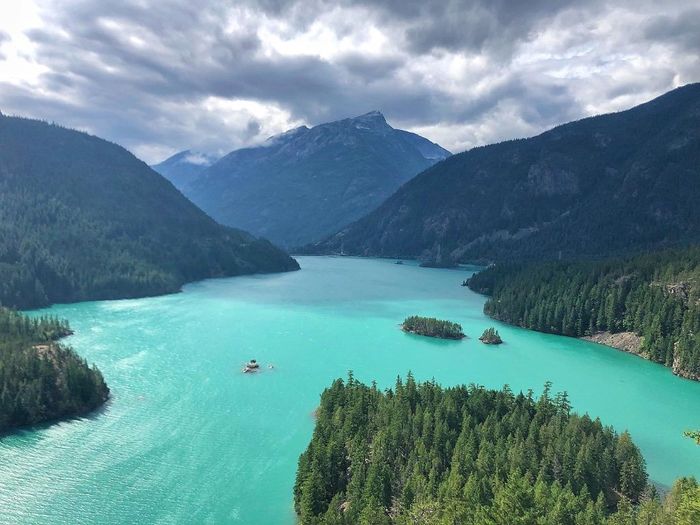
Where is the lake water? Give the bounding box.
[2,256,700,524]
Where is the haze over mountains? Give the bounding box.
[0,115,298,309]
[155,111,450,248]
[309,84,700,264]
[152,150,218,192]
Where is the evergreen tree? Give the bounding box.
[468,247,700,379]
[295,375,648,524]
[0,307,108,432]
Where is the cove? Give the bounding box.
[1,256,699,524]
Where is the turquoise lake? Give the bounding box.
[2,256,700,524]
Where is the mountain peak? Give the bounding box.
[353,110,387,125]
[152,149,219,191]
[310,83,700,261]
[265,125,310,146]
[185,109,450,248]
[358,110,384,119]
[155,149,217,167]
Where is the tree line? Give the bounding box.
[467,247,700,380]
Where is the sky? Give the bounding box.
[0,0,698,164]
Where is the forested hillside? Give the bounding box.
[295,374,650,524]
[309,84,700,264]
[0,115,298,309]
[467,247,700,380]
[0,307,108,432]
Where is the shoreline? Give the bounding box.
[401,326,465,340]
[483,315,700,382]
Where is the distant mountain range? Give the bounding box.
[152,149,218,192]
[308,84,700,264]
[0,115,298,309]
[154,111,450,248]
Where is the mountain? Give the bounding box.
[308,84,700,264]
[0,115,299,309]
[182,111,450,248]
[151,149,218,192]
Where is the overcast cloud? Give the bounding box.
[0,0,698,163]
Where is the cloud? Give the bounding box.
[183,152,215,165]
[644,8,700,56]
[0,0,698,163]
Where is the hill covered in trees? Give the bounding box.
[308,84,700,264]
[467,247,700,380]
[0,307,108,433]
[179,111,450,248]
[295,374,651,524]
[401,316,464,339]
[0,115,299,309]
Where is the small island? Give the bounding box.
[401,316,464,339]
[479,327,503,345]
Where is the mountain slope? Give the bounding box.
[151,149,218,192]
[309,84,700,263]
[184,111,450,248]
[0,115,299,309]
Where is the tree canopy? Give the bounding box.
[468,247,700,380]
[402,316,464,339]
[0,307,108,432]
[295,374,649,524]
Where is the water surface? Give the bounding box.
[2,256,699,523]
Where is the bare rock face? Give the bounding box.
[673,353,700,381]
[665,282,692,302]
[582,331,644,355]
[581,332,699,382]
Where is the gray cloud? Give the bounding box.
[0,0,698,162]
[645,8,700,54]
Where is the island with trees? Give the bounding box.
[401,316,464,339]
[294,374,700,524]
[467,247,700,381]
[0,307,109,433]
[479,327,503,344]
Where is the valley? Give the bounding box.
[2,1,700,522]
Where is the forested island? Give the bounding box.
[401,316,464,339]
[295,374,700,524]
[0,307,109,433]
[479,327,503,344]
[468,247,700,380]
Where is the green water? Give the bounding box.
[2,256,700,524]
